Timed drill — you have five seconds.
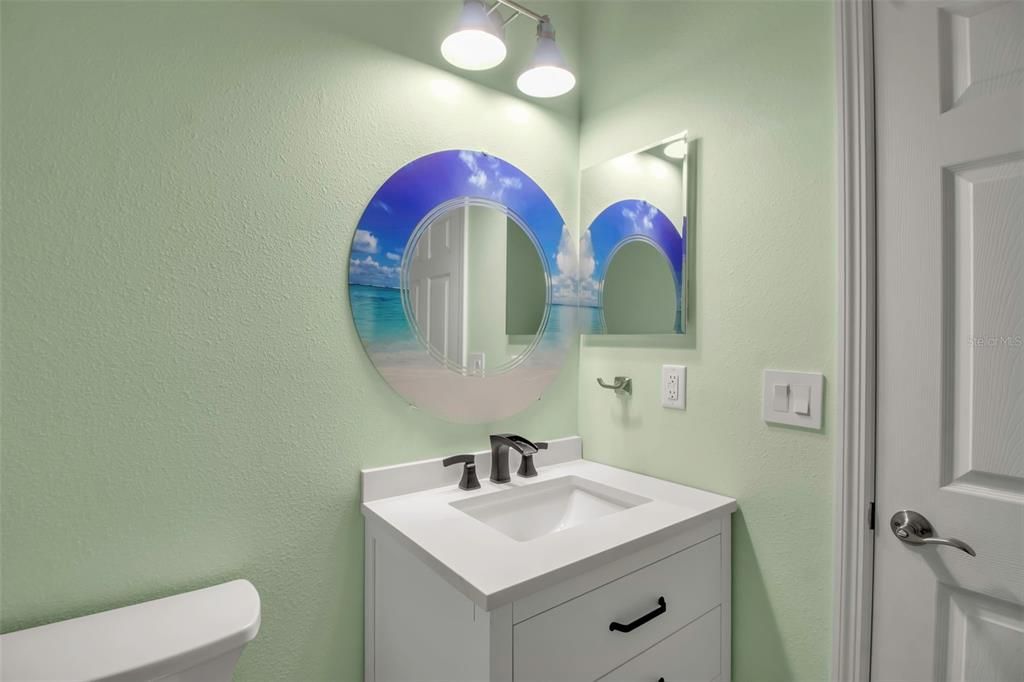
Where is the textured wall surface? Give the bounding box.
[3,2,837,681]
[578,2,836,681]
[0,3,580,680]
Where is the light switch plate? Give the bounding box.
[661,365,686,410]
[762,370,823,429]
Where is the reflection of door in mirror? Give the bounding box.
[603,240,677,333]
[407,205,465,369]
[405,200,546,376]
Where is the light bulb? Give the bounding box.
[517,65,576,98]
[441,30,507,71]
[442,1,507,71]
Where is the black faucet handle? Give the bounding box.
[442,454,481,490]
[516,452,539,478]
[514,439,548,478]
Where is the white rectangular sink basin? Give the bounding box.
[451,476,651,542]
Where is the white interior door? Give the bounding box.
[408,205,465,368]
[872,1,1024,680]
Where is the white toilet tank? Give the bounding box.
[0,579,260,681]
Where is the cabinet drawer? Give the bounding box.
[599,607,721,682]
[513,536,721,682]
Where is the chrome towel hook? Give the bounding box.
[597,376,632,395]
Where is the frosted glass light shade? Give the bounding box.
[517,63,576,98]
[442,0,507,71]
[517,23,575,98]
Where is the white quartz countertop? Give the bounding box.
[362,454,736,610]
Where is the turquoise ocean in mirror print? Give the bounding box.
[350,284,580,363]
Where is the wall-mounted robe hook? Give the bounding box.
[597,376,632,395]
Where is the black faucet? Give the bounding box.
[488,434,548,483]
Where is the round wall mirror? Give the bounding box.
[348,150,577,423]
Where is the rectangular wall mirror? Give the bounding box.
[579,133,689,335]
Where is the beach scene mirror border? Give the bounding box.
[347,149,578,423]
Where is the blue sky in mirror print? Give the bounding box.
[580,199,684,312]
[348,150,576,305]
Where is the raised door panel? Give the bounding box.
[406,207,464,366]
[939,586,1024,682]
[939,1,1024,111]
[948,156,1024,497]
[371,533,489,682]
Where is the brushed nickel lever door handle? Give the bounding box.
[890,510,976,557]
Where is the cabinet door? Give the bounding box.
[371,533,490,681]
[599,607,721,682]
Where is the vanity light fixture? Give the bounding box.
[662,138,688,160]
[441,0,576,98]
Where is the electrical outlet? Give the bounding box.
[661,365,686,410]
[469,352,485,376]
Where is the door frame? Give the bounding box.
[832,0,877,680]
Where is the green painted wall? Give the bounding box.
[505,223,546,337]
[3,2,836,681]
[581,150,686,233]
[602,241,678,334]
[578,2,836,681]
[0,2,581,680]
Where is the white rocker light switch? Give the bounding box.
[772,384,789,412]
[762,370,824,430]
[792,385,811,415]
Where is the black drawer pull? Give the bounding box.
[608,596,667,633]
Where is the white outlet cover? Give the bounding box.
[469,352,485,376]
[762,370,823,429]
[661,365,686,410]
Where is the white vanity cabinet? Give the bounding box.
[364,515,730,682]
[362,440,735,682]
